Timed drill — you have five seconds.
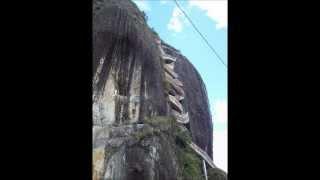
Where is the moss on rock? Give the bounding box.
[207,167,227,180]
[174,126,192,147]
[176,145,204,180]
[133,125,154,142]
[144,115,175,130]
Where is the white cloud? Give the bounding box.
[212,98,228,172]
[213,129,228,172]
[189,0,228,29]
[160,0,168,5]
[212,99,228,124]
[133,0,151,12]
[167,7,187,33]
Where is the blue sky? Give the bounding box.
[133,0,228,172]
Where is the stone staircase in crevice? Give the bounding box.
[156,39,189,124]
[156,38,217,172]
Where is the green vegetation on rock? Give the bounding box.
[133,125,154,141]
[174,126,192,147]
[144,116,175,129]
[171,122,204,180]
[177,145,204,180]
[207,167,227,180]
[138,115,213,180]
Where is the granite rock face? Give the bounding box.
[93,0,226,179]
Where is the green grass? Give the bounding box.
[207,168,227,180]
[144,116,175,127]
[133,125,154,141]
[177,146,204,180]
[140,115,206,180]
[172,123,204,180]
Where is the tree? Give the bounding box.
[141,10,148,22]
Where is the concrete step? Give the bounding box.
[166,62,175,70]
[169,81,185,97]
[189,142,217,169]
[164,64,178,78]
[162,54,176,63]
[168,95,184,113]
[165,72,183,87]
[172,110,189,124]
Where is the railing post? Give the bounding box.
[203,160,208,180]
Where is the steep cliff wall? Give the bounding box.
[161,42,213,158]
[93,0,226,179]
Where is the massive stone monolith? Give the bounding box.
[93,0,227,179]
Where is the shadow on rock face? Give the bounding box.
[126,148,148,180]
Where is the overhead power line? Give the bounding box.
[173,0,227,69]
